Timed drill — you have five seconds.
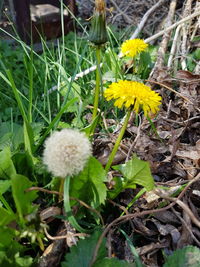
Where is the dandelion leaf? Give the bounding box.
[0,207,15,227]
[0,147,16,179]
[70,156,107,208]
[113,155,154,191]
[61,230,106,267]
[11,174,37,219]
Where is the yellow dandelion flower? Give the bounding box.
[104,80,162,117]
[121,39,148,57]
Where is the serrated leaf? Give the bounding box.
[94,257,134,267]
[163,246,200,267]
[70,157,107,208]
[61,231,106,267]
[11,174,37,223]
[113,155,154,191]
[0,147,16,179]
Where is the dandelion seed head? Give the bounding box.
[121,39,148,58]
[104,80,162,117]
[43,129,92,178]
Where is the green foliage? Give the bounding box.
[62,230,134,267]
[137,51,152,79]
[187,48,200,72]
[163,246,200,267]
[94,258,134,267]
[0,207,16,227]
[109,155,154,199]
[11,174,37,224]
[0,227,33,267]
[0,147,16,179]
[61,231,106,267]
[0,180,11,194]
[70,157,107,208]
[0,122,23,150]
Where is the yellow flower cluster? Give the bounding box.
[104,80,161,117]
[121,39,148,58]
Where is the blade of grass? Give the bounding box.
[34,97,78,152]
[120,229,144,267]
[5,69,28,123]
[120,188,146,216]
[2,69,35,157]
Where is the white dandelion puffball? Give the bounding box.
[43,129,92,177]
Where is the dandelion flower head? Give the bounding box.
[43,129,92,178]
[121,39,148,57]
[104,80,161,117]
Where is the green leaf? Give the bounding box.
[82,115,100,137]
[15,253,33,267]
[0,132,12,150]
[61,231,106,267]
[194,48,200,60]
[11,174,37,224]
[0,207,16,226]
[0,180,11,194]
[163,246,200,267]
[0,122,23,150]
[113,155,154,191]
[12,152,34,177]
[70,157,107,208]
[0,147,16,179]
[0,226,33,267]
[94,258,134,267]
[0,226,17,248]
[108,176,124,199]
[138,51,152,79]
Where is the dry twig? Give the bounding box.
[130,0,167,40]
[44,227,87,241]
[149,0,177,79]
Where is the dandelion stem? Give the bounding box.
[59,178,64,201]
[105,109,132,172]
[64,177,91,233]
[92,46,101,122]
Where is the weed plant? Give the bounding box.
[1,1,197,266]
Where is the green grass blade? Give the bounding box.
[120,229,144,267]
[34,97,78,152]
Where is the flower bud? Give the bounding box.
[89,0,108,46]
